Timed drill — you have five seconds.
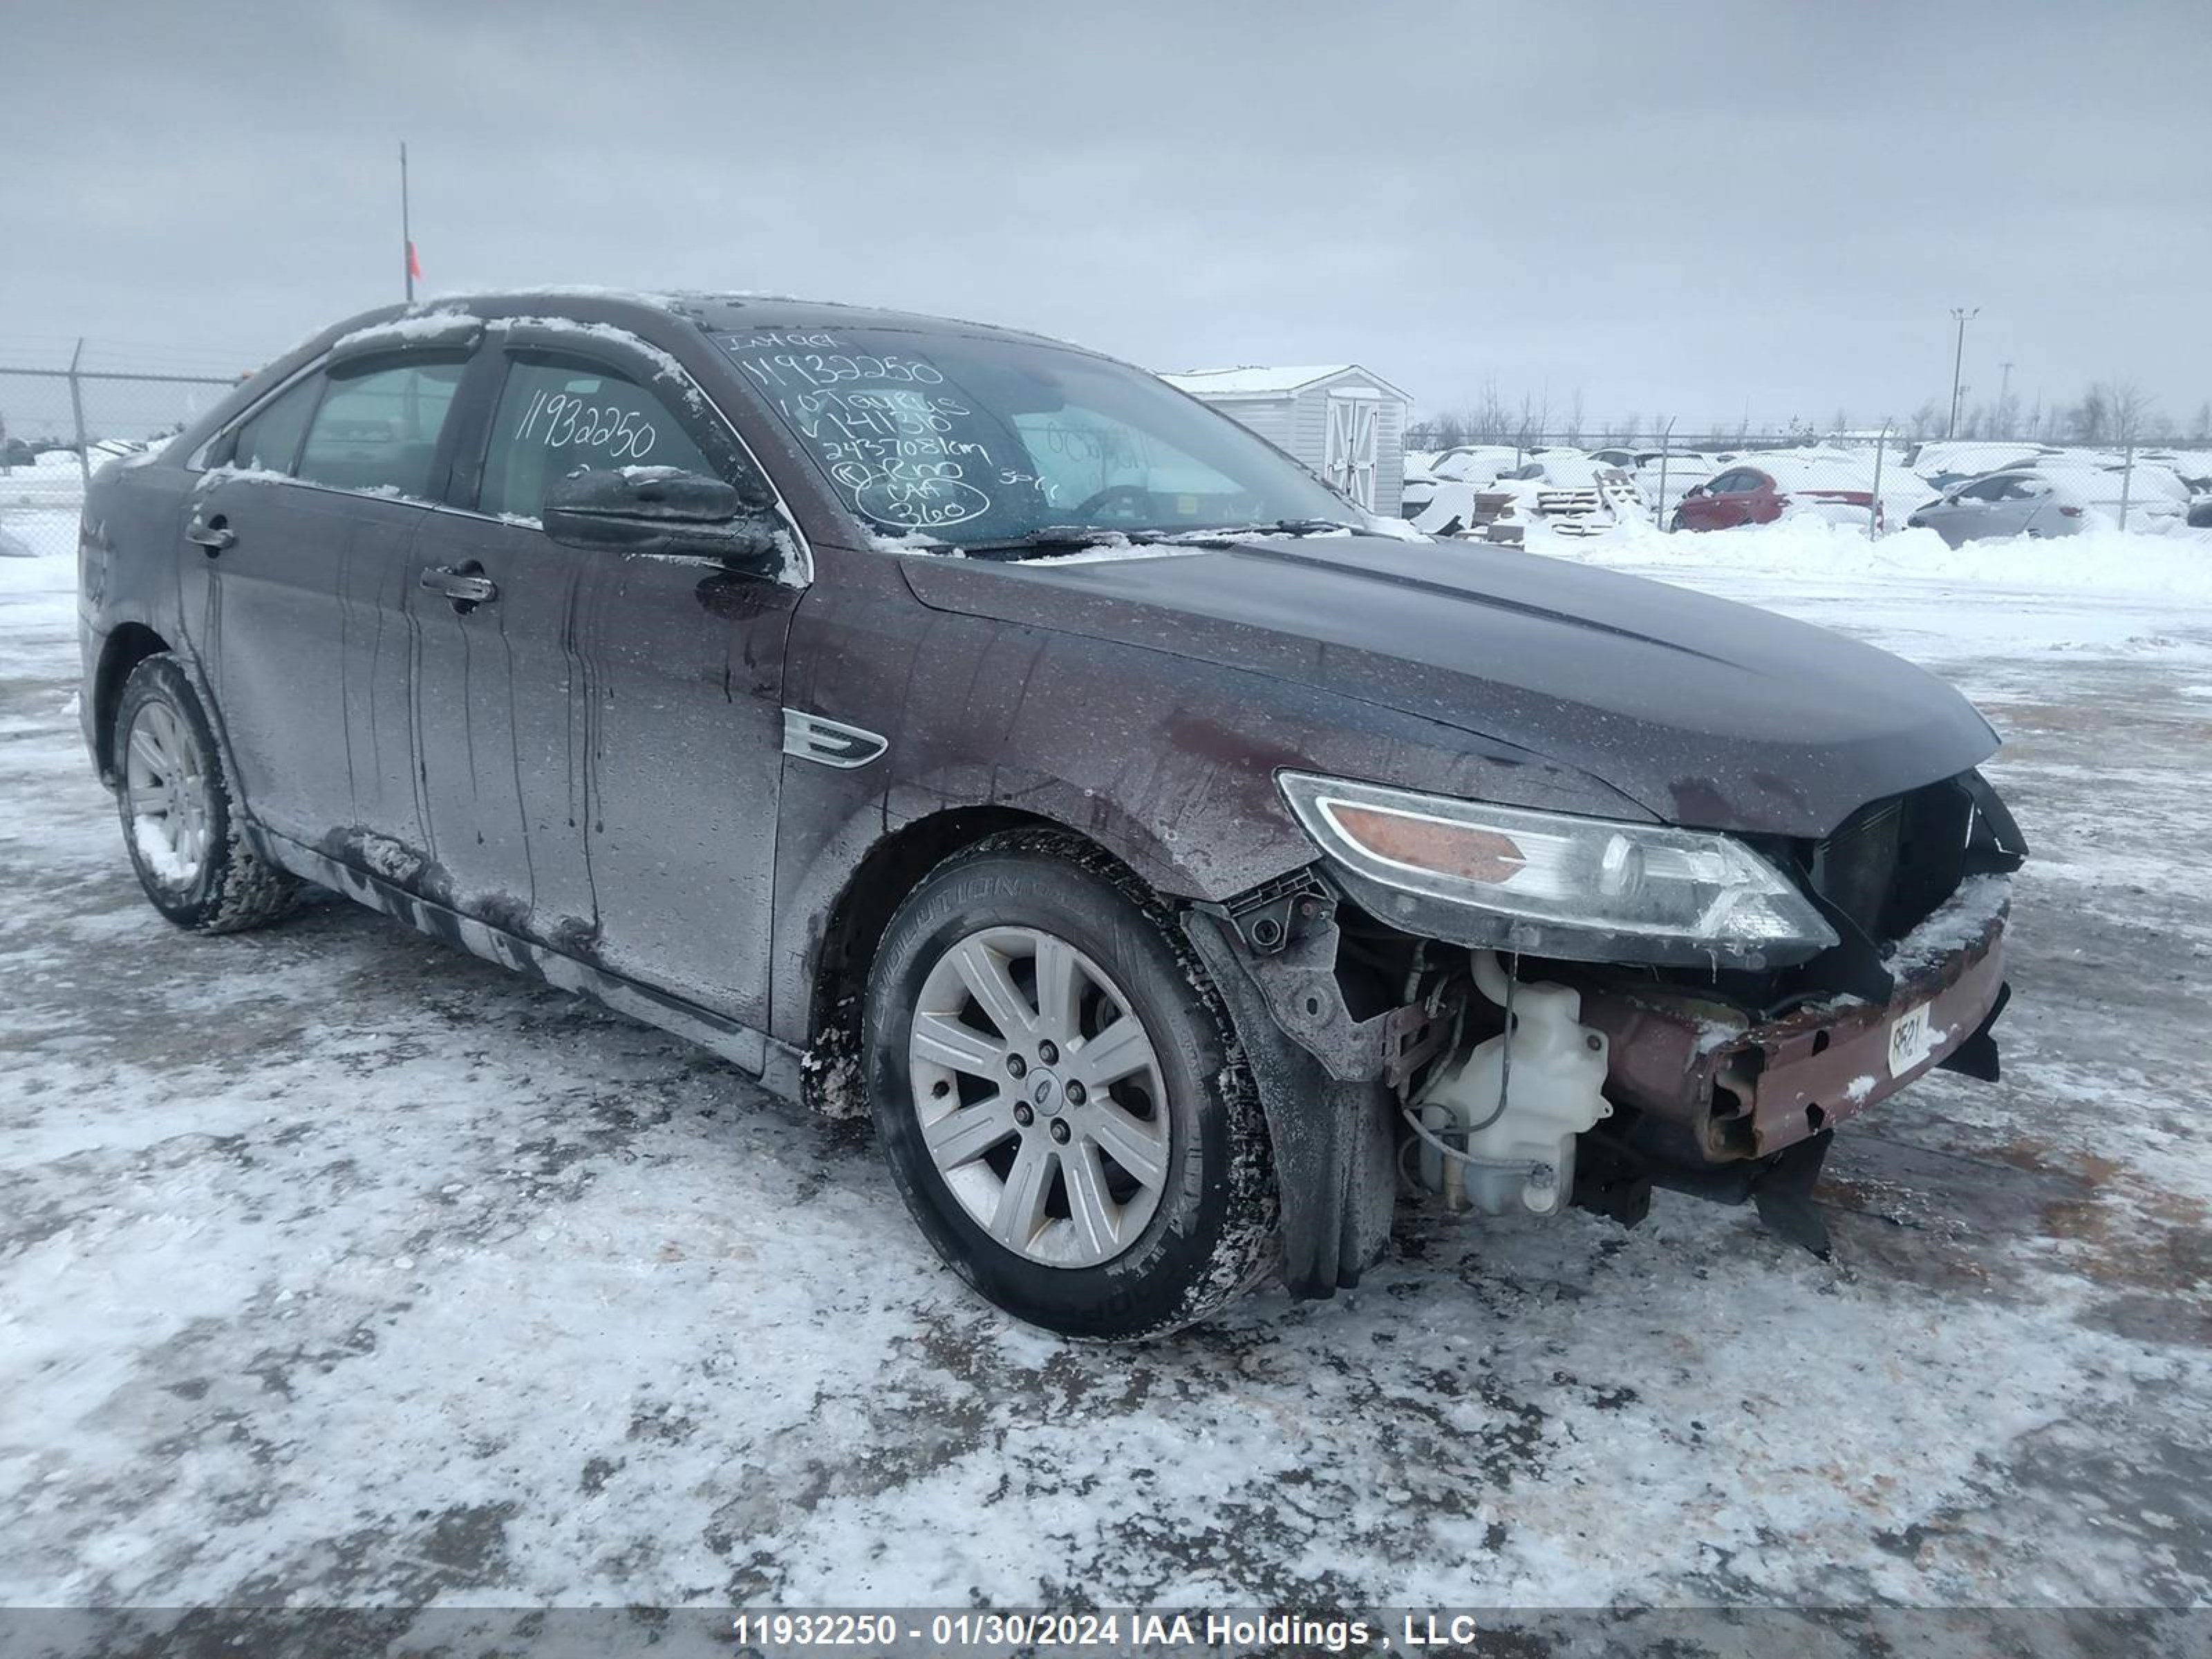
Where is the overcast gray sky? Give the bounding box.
[3,0,2206,428]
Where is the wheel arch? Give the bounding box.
[805,806,1066,1046]
[93,621,174,782]
[796,804,1187,1106]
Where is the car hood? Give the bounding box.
[899,534,1999,838]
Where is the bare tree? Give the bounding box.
[2192,400,2211,442]
[1907,399,1943,440]
[2091,379,2154,449]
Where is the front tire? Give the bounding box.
[113,654,297,933]
[863,832,1277,1338]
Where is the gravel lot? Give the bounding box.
[2,534,2208,1648]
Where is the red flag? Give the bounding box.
[406,240,422,281]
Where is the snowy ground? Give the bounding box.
[2,520,2209,1642]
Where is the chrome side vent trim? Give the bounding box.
[782,709,888,770]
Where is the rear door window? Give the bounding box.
[295,359,467,498]
[476,357,723,521]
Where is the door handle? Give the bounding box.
[420,562,498,610]
[185,517,235,556]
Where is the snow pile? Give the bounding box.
[1526,514,2212,602]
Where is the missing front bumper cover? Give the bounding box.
[1578,879,2012,1163]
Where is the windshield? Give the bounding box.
[715,327,1354,549]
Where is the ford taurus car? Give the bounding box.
[76,291,2026,1338]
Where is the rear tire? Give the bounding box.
[863,832,1277,1338]
[113,654,298,934]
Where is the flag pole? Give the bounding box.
[400,142,414,303]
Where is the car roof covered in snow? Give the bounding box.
[395,288,1098,354]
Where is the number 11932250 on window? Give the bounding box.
[77,291,2025,1338]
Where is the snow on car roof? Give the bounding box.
[379,290,1096,357]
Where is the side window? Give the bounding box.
[295,358,466,498]
[479,357,722,521]
[1956,477,2009,502]
[229,375,321,474]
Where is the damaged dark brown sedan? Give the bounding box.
[76,291,2025,1337]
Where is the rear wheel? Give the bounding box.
[113,655,297,933]
[863,833,1277,1338]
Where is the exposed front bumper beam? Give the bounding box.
[1577,879,2012,1163]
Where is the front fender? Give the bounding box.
[769,550,1645,1044]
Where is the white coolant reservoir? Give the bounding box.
[1416,954,1613,1216]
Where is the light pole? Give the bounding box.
[1947,307,1978,439]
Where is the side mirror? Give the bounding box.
[542,467,782,568]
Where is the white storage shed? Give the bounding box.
[1161,364,1412,516]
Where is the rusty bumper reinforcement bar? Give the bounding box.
[1577,889,2011,1165]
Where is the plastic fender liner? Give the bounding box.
[1183,908,1397,1299]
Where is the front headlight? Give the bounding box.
[1278,771,1838,967]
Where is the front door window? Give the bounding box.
[479,359,721,519]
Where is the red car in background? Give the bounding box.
[1673,460,1882,532]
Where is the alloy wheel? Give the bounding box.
[908,925,1171,1268]
[122,698,211,886]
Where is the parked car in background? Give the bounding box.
[1906,471,2091,544]
[1905,441,2056,486]
[1400,451,1440,521]
[1672,459,1879,532]
[1429,444,1522,485]
[2117,460,2193,512]
[2188,495,2212,529]
[76,288,2025,1338]
[1,437,36,469]
[1406,445,1537,533]
[1907,465,2186,542]
[1635,452,1716,519]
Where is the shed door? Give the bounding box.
[1324,391,1381,509]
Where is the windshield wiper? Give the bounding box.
[955,527,1138,560]
[955,518,1360,559]
[1163,518,1360,545]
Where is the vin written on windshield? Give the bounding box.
[715,328,1351,547]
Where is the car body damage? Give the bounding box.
[78,289,2027,1329]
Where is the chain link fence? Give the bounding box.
[1399,422,2212,543]
[8,355,2209,561]
[0,350,241,561]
